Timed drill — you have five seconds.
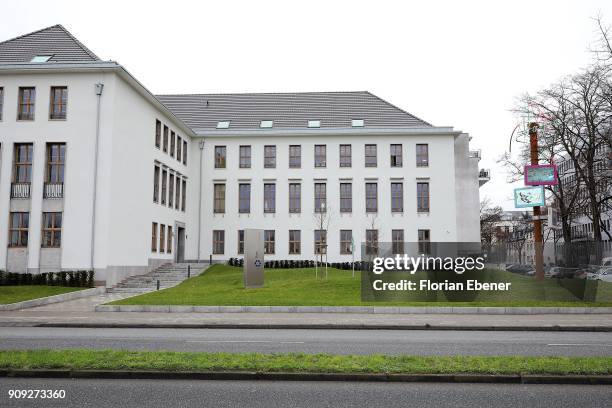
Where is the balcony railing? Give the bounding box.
[479,168,491,187]
[469,149,482,160]
[11,182,31,199]
[44,182,64,199]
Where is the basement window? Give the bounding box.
[351,119,364,127]
[217,121,230,129]
[260,120,273,128]
[31,55,52,62]
[308,120,321,128]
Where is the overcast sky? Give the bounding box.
[3,0,611,210]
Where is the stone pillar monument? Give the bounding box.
[244,229,264,288]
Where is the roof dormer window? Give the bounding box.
[308,120,321,128]
[260,120,273,128]
[217,121,230,129]
[351,119,364,127]
[30,55,52,62]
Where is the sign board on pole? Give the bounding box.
[514,186,545,208]
[244,229,264,288]
[524,164,558,185]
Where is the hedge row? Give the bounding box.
[227,258,364,271]
[0,270,94,287]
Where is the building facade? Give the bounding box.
[0,25,485,286]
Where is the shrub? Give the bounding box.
[0,270,94,287]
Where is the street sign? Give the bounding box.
[524,164,558,185]
[514,186,545,208]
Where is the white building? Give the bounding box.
[0,25,485,287]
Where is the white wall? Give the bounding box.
[198,133,468,262]
[0,70,193,286]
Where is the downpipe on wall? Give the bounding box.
[90,83,104,273]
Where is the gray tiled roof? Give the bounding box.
[156,91,432,131]
[0,24,100,63]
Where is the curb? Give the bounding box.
[1,369,611,384]
[94,305,612,314]
[0,287,106,311]
[30,322,612,331]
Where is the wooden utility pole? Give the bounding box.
[529,123,545,281]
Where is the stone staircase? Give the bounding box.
[108,262,209,294]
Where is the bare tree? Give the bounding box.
[480,198,503,253]
[313,204,332,279]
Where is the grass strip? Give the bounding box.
[0,350,610,375]
[0,286,84,304]
[110,265,612,307]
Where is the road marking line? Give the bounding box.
[185,340,305,344]
[547,343,612,347]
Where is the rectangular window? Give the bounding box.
[392,229,404,254]
[340,230,352,254]
[175,175,181,210]
[239,145,251,168]
[41,212,62,248]
[289,183,301,213]
[167,226,173,254]
[213,230,225,254]
[155,120,161,148]
[264,183,276,213]
[366,229,378,255]
[417,182,430,212]
[170,131,176,157]
[159,224,165,253]
[264,230,275,254]
[181,179,186,211]
[215,146,227,168]
[161,169,167,205]
[391,182,403,212]
[168,173,175,208]
[314,183,326,213]
[390,144,402,167]
[176,136,182,162]
[289,145,301,168]
[13,143,33,183]
[239,183,251,213]
[418,229,431,255]
[183,140,188,165]
[0,87,4,121]
[163,125,168,153]
[264,145,276,168]
[49,86,67,119]
[340,183,352,213]
[366,182,378,213]
[45,143,65,183]
[214,184,226,213]
[151,222,157,252]
[365,144,377,167]
[18,87,35,120]
[416,144,429,167]
[314,145,326,167]
[153,165,160,203]
[9,212,29,247]
[339,144,351,167]
[238,230,244,254]
[289,230,301,254]
[314,230,327,255]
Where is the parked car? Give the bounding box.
[601,257,612,267]
[592,267,612,283]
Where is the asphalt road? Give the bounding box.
[0,378,610,408]
[1,327,611,355]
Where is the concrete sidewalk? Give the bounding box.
[1,309,611,331]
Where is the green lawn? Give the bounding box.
[0,350,609,375]
[110,265,612,307]
[0,286,84,304]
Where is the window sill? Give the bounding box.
[49,118,67,121]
